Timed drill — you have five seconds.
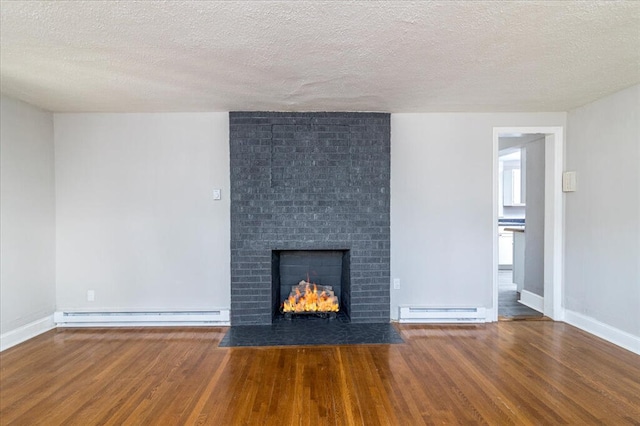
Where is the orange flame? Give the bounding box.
[282,281,339,313]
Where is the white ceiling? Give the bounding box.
[1,1,639,113]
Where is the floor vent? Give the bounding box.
[399,307,487,323]
[54,310,230,327]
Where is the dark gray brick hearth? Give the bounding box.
[230,112,390,325]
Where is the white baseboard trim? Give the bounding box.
[485,308,496,322]
[1,315,55,352]
[564,309,640,355]
[518,290,544,313]
[54,309,230,327]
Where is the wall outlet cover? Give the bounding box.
[562,171,577,192]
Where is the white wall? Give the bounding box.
[523,137,545,297]
[0,96,56,334]
[565,84,639,337]
[54,113,230,312]
[390,113,566,319]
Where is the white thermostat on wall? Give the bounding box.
[562,171,577,192]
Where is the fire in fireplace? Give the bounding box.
[281,280,340,314]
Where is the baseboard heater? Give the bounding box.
[54,310,230,327]
[399,307,487,323]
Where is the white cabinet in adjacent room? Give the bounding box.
[498,227,513,269]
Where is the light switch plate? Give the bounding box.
[213,189,221,200]
[562,171,577,192]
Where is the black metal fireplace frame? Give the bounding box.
[271,249,351,323]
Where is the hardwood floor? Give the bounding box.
[1,322,639,425]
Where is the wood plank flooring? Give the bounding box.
[1,322,639,425]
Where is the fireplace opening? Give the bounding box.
[271,250,351,322]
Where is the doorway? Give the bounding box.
[498,140,541,319]
[492,127,564,322]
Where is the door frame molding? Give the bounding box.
[492,127,565,321]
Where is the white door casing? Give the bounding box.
[492,127,564,321]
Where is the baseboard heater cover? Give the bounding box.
[399,307,487,323]
[54,310,230,326]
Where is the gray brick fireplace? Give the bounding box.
[230,112,390,325]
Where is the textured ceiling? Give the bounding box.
[1,1,639,113]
